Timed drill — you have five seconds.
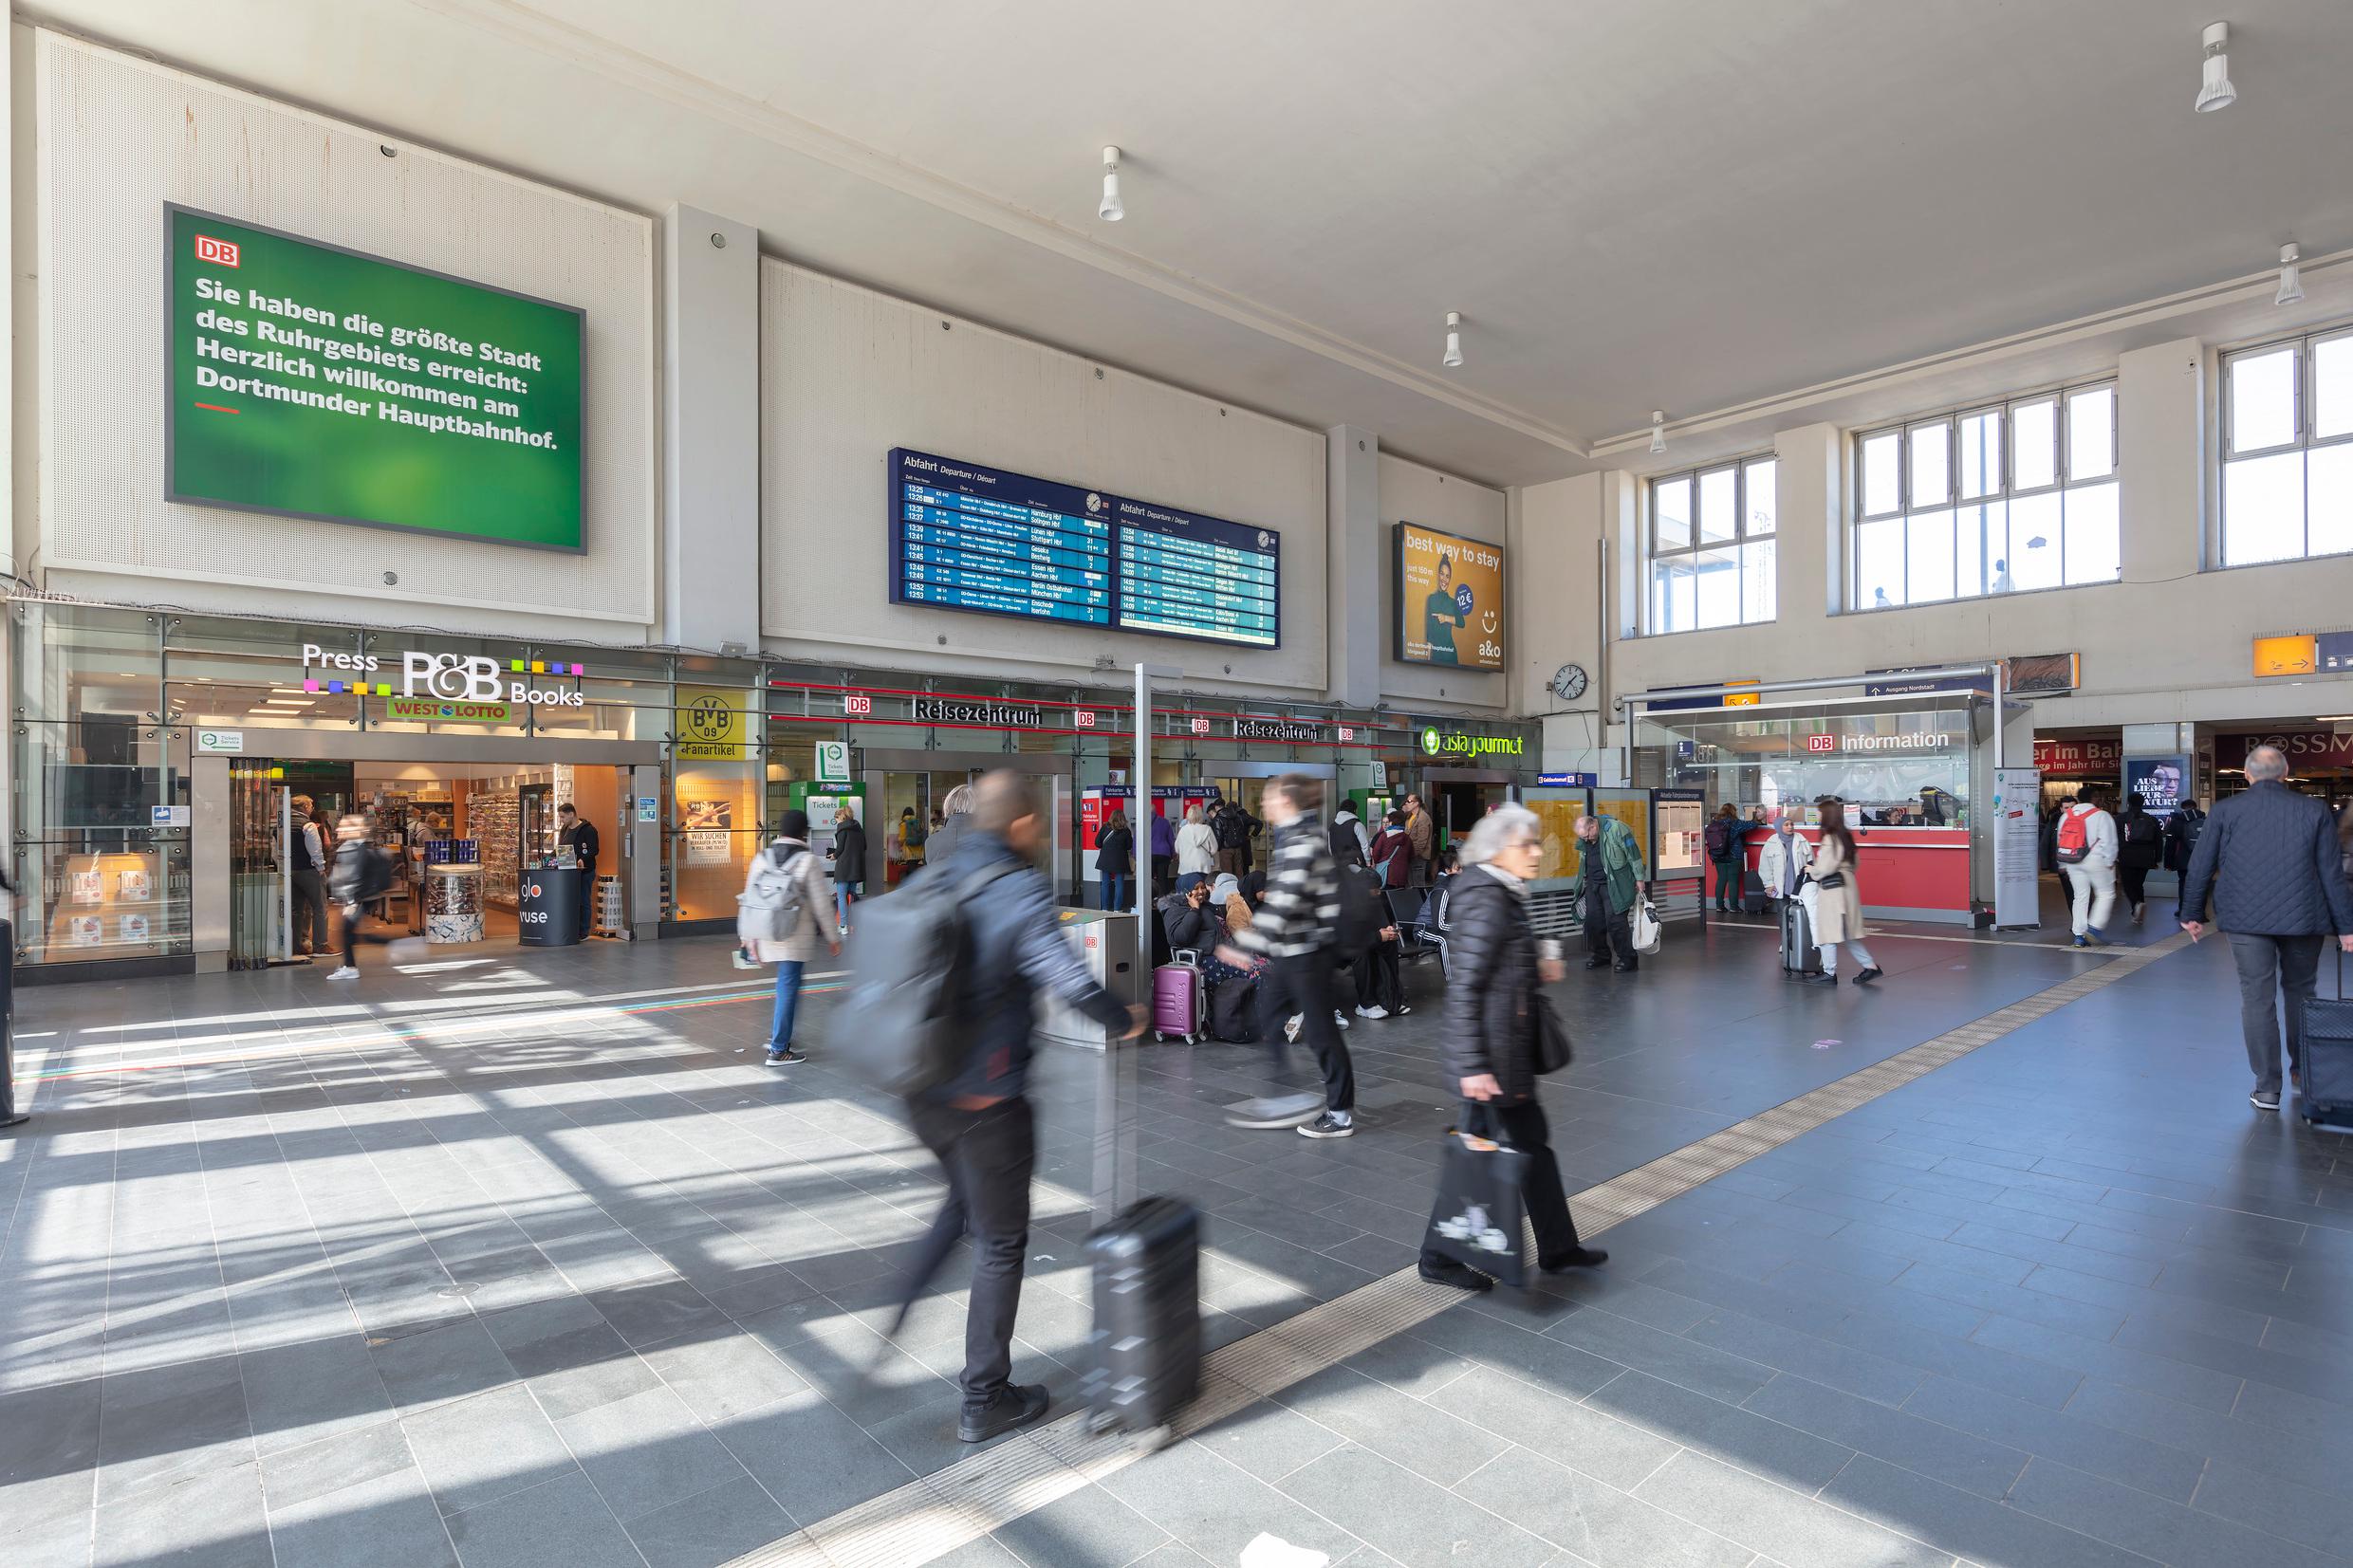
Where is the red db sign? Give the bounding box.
[1806,733,1836,753]
[195,234,240,267]
[843,693,872,716]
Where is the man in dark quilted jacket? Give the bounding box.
[2177,746,2353,1111]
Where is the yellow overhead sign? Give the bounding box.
[2253,636,2318,678]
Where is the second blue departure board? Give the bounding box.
[888,448,1280,648]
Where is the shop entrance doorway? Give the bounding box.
[858,749,1076,899]
[1198,761,1335,881]
[222,756,636,970]
[1420,767,1516,858]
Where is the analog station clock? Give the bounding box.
[1548,663,1589,704]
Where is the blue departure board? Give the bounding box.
[888,450,1113,628]
[887,448,1280,648]
[1114,498,1280,647]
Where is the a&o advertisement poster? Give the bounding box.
[1394,523,1505,670]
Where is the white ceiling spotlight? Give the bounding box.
[1649,411,1667,455]
[1442,311,1464,369]
[1098,145,1124,222]
[2275,243,2306,305]
[2194,22,2236,112]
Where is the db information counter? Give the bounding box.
[1630,682,2027,927]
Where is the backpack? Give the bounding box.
[736,843,811,945]
[1703,819,1734,858]
[1213,805,1249,851]
[840,862,1016,1097]
[2123,813,2159,848]
[1334,861,1386,955]
[2055,804,2093,864]
[903,818,928,849]
[1329,818,1366,870]
[332,840,394,904]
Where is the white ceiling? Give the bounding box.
[29,0,2353,484]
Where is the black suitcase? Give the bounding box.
[1742,869,1769,916]
[1083,1196,1201,1435]
[1780,894,1822,977]
[2300,950,2353,1128]
[1211,977,1261,1042]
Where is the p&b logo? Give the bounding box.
[195,234,240,267]
[402,652,503,702]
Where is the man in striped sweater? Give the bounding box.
[1217,774,1358,1138]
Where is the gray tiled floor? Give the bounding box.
[2,880,2349,1568]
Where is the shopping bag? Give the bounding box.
[1631,899,1663,955]
[1421,1107,1529,1287]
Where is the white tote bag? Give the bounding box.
[1631,898,1663,955]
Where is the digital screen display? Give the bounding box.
[1114,498,1279,647]
[1394,523,1505,669]
[167,205,584,551]
[888,450,1112,628]
[888,449,1278,648]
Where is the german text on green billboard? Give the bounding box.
[167,205,584,551]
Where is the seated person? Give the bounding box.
[1158,877,1225,954]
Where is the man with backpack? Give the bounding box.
[1216,774,1358,1138]
[2166,798,2208,882]
[1212,796,1259,876]
[737,808,839,1065]
[325,815,411,979]
[866,771,1142,1444]
[2055,792,2119,947]
[1703,803,1745,914]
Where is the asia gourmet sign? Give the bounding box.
[168,207,584,550]
[1419,728,1526,759]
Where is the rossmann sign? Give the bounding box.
[2216,730,2353,768]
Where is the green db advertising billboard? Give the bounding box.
[167,205,584,551]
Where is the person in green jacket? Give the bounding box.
[1421,552,1463,665]
[1574,813,1648,972]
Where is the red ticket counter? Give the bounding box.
[1714,825,1973,924]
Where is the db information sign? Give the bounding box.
[815,741,851,784]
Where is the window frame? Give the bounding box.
[2219,325,2353,569]
[1850,378,2119,612]
[1644,452,1778,636]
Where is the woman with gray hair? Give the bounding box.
[1418,802,1606,1290]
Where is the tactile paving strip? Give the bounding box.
[724,933,2190,1567]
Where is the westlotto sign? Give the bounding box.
[386,696,513,724]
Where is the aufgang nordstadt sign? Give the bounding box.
[167,205,584,551]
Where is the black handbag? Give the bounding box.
[1421,1103,1529,1287]
[1813,871,1845,890]
[1533,994,1573,1075]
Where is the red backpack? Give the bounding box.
[2055,804,2093,864]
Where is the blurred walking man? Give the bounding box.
[882,770,1143,1442]
[2177,746,2353,1111]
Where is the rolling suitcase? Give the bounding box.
[1082,1195,1202,1435]
[1780,893,1822,978]
[2300,950,2353,1129]
[1152,958,1205,1043]
[1742,869,1769,916]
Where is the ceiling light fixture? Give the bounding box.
[1649,411,1667,455]
[1441,311,1464,369]
[2195,21,2236,112]
[2275,243,2305,305]
[1098,145,1123,222]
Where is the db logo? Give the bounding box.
[843,693,873,716]
[1072,710,1095,729]
[195,234,240,267]
[1806,733,1837,753]
[1189,717,1211,735]
[401,652,502,702]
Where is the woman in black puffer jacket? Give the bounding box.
[1417,803,1607,1292]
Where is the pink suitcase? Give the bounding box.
[1152,960,1205,1044]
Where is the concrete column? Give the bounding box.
[2117,338,2205,583]
[1325,425,1380,707]
[662,205,761,653]
[1773,423,1842,620]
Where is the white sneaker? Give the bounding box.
[1334,1010,1351,1030]
[1284,1015,1303,1043]
[1355,1005,1389,1020]
[326,965,360,980]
